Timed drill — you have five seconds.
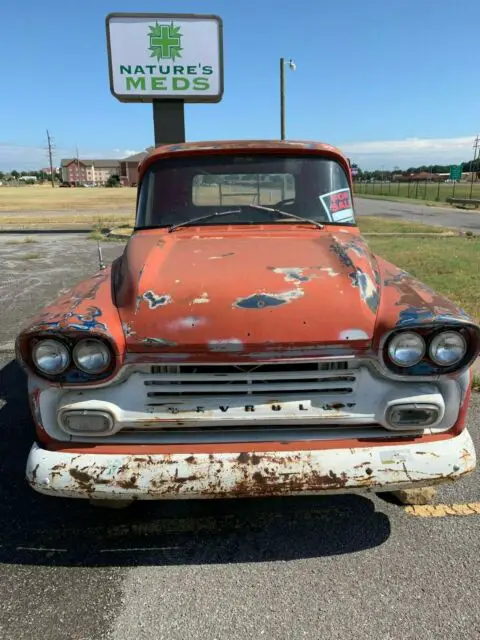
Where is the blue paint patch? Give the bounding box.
[234,289,304,309]
[235,294,288,309]
[352,268,380,314]
[397,306,470,327]
[67,307,107,331]
[330,241,355,269]
[143,291,173,309]
[396,307,435,326]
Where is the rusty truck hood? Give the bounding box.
[114,227,381,354]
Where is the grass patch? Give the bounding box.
[358,217,449,234]
[0,184,136,212]
[473,374,480,392]
[5,237,38,244]
[368,236,480,320]
[88,230,105,241]
[0,212,135,228]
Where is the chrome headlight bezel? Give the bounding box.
[387,331,426,368]
[32,338,70,375]
[429,330,467,367]
[72,338,112,374]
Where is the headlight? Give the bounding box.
[387,332,425,367]
[33,339,70,375]
[429,331,466,366]
[73,339,111,374]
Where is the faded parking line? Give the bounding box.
[405,502,480,517]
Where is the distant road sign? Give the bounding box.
[449,165,462,181]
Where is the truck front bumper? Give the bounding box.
[26,430,476,501]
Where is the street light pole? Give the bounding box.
[280,58,296,140]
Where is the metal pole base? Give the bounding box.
[153,99,186,146]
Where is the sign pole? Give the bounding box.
[153,100,185,146]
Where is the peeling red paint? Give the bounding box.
[112,226,380,355]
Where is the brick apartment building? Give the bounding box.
[119,150,149,186]
[60,159,121,185]
[60,151,149,186]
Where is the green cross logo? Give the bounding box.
[148,22,183,61]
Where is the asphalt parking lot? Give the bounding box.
[355,197,480,233]
[1,233,480,640]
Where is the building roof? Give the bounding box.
[122,151,149,163]
[60,158,120,168]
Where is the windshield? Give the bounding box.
[136,154,356,229]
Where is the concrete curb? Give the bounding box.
[0,227,94,234]
[108,228,132,239]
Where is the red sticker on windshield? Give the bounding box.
[319,188,355,223]
[330,190,351,212]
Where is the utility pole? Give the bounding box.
[470,134,480,199]
[46,129,55,187]
[76,146,80,187]
[280,58,296,140]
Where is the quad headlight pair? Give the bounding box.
[387,330,466,368]
[32,338,111,376]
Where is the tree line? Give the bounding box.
[352,156,480,181]
[0,169,61,183]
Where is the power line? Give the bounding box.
[46,129,55,188]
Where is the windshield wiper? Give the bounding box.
[168,209,242,233]
[247,204,325,229]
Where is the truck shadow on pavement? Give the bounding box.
[0,359,391,567]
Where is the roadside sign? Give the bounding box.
[106,13,224,103]
[449,165,462,181]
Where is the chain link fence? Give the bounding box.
[353,179,480,203]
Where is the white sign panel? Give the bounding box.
[106,13,223,103]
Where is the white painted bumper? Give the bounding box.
[26,430,476,500]
[26,429,476,500]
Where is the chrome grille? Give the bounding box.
[144,360,358,400]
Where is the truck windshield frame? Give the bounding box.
[135,154,357,229]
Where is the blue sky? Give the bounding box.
[1,0,479,170]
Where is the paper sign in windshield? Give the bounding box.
[319,188,355,223]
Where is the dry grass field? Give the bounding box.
[0,184,137,212]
